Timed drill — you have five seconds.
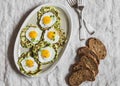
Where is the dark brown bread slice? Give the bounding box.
[69,67,95,86]
[80,56,99,76]
[72,61,86,72]
[72,61,85,71]
[69,70,84,86]
[72,61,95,81]
[86,38,107,59]
[78,47,99,65]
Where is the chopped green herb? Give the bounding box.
[31,38,35,42]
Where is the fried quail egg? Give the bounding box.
[21,57,38,73]
[39,12,57,28]
[44,27,60,44]
[38,46,56,63]
[26,27,42,44]
[18,52,41,76]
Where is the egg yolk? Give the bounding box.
[43,16,51,24]
[29,31,38,39]
[26,60,34,67]
[47,31,56,40]
[41,50,50,58]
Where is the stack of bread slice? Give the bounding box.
[68,37,107,86]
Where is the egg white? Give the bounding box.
[21,57,38,72]
[39,12,57,28]
[26,27,42,44]
[44,27,60,44]
[38,46,56,63]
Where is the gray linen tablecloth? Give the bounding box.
[0,0,120,86]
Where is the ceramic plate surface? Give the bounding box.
[14,3,72,77]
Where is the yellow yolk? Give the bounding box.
[47,31,56,40]
[29,31,38,39]
[41,50,50,58]
[26,60,34,67]
[43,16,51,24]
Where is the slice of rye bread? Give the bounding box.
[69,67,95,86]
[72,61,85,71]
[86,37,107,59]
[77,47,99,64]
[80,55,99,76]
[72,61,95,81]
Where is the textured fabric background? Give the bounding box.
[0,0,120,86]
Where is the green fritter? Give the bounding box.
[42,27,67,48]
[37,6,60,30]
[17,52,41,76]
[20,25,43,48]
[32,42,58,65]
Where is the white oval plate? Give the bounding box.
[14,3,72,77]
